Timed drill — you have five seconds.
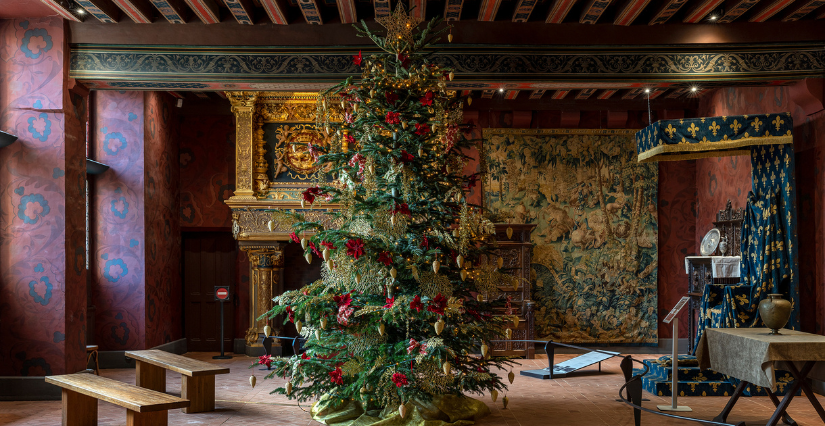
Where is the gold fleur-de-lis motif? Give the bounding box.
[752,117,763,132]
[665,123,677,138]
[772,116,784,131]
[730,119,742,133]
[709,121,720,136]
[687,122,699,137]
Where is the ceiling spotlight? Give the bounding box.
[77,8,86,14]
[498,88,504,93]
[709,15,717,21]
[691,86,698,92]
[644,88,651,93]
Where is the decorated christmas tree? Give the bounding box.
[258,4,518,423]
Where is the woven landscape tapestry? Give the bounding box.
[484,129,658,345]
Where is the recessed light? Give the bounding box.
[691,87,698,92]
[499,88,504,93]
[76,7,86,14]
[709,15,717,21]
[644,88,651,93]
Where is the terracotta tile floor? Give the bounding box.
[2,353,824,425]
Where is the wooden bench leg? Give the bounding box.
[136,360,166,392]
[127,410,167,426]
[181,375,215,413]
[62,389,97,426]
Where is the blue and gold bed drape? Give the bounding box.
[636,113,799,349]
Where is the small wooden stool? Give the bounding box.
[85,345,100,375]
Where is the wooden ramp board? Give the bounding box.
[521,350,620,379]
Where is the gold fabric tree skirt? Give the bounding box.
[311,394,491,426]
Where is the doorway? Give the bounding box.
[183,232,236,352]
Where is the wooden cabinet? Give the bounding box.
[490,223,536,358]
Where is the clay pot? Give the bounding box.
[758,293,792,334]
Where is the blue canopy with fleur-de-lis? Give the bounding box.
[636,113,793,162]
[635,113,799,353]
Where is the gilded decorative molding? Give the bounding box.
[227,91,258,201]
[253,116,270,197]
[232,207,341,241]
[240,244,285,334]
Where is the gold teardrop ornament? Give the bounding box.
[448,33,453,43]
[390,215,395,226]
[467,96,472,106]
[508,370,515,384]
[434,318,445,335]
[402,121,408,130]
[322,248,330,261]
[512,316,520,328]
[378,323,385,336]
[305,253,312,264]
[432,260,441,273]
[399,403,409,419]
[249,376,257,388]
[452,229,460,238]
[390,267,397,279]
[442,361,451,375]
[267,220,275,232]
[505,328,512,339]
[326,259,334,270]
[490,389,498,403]
[506,226,514,239]
[368,164,375,174]
[448,72,454,81]
[497,257,504,269]
[301,199,306,209]
[355,272,362,284]
[418,147,424,157]
[263,325,271,338]
[286,382,293,396]
[481,343,489,357]
[295,320,303,334]
[476,294,483,302]
[315,330,321,340]
[456,254,464,268]
[460,270,468,281]
[301,238,308,250]
[411,265,419,280]
[503,396,509,408]
[320,317,328,330]
[360,386,368,394]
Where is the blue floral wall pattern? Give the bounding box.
[28,277,53,306]
[17,193,50,224]
[20,28,53,59]
[102,258,129,283]
[27,113,51,142]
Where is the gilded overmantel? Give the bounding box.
[225,91,342,242]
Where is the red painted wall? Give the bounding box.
[144,92,182,348]
[697,85,825,334]
[0,17,86,375]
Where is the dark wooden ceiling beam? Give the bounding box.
[580,0,613,24]
[512,0,539,22]
[223,0,255,24]
[39,0,84,21]
[749,0,795,21]
[182,0,220,23]
[76,0,121,22]
[597,89,618,99]
[478,0,502,21]
[260,0,289,24]
[505,90,520,99]
[648,0,689,24]
[545,0,577,23]
[552,90,570,99]
[149,0,188,23]
[297,0,323,24]
[337,0,357,23]
[111,0,154,22]
[716,0,759,23]
[409,0,425,21]
[782,0,825,21]
[576,88,597,99]
[614,0,652,25]
[443,0,463,21]
[683,0,726,23]
[529,90,546,99]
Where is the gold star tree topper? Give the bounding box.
[376,2,423,47]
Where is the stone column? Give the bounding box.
[240,242,284,356]
[226,91,258,202]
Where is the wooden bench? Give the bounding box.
[45,373,189,426]
[125,349,229,413]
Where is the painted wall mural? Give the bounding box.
[484,129,659,345]
[179,114,235,228]
[0,17,87,375]
[144,92,181,348]
[92,91,146,351]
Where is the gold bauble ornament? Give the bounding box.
[267,220,274,232]
[301,238,308,250]
[286,382,293,396]
[390,267,397,279]
[432,260,441,273]
[457,254,464,268]
[460,270,468,281]
[490,390,498,403]
[508,370,515,384]
[315,329,321,340]
[448,33,453,43]
[402,121,408,130]
[481,343,489,357]
[249,376,257,388]
[378,323,385,336]
[452,228,460,238]
[295,320,303,334]
[503,396,509,408]
[360,386,368,394]
[263,325,271,338]
[506,226,514,239]
[399,403,409,419]
[442,361,451,375]
[305,253,312,264]
[476,294,483,302]
[320,317,328,330]
[434,318,445,335]
[322,248,330,261]
[505,328,512,339]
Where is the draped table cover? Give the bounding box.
[696,328,825,391]
[684,256,741,278]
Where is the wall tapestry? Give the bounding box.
[484,129,658,345]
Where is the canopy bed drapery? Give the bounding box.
[636,113,799,350]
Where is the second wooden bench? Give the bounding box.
[125,349,230,413]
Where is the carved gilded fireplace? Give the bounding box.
[224,91,340,355]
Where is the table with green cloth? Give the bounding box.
[696,328,825,426]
